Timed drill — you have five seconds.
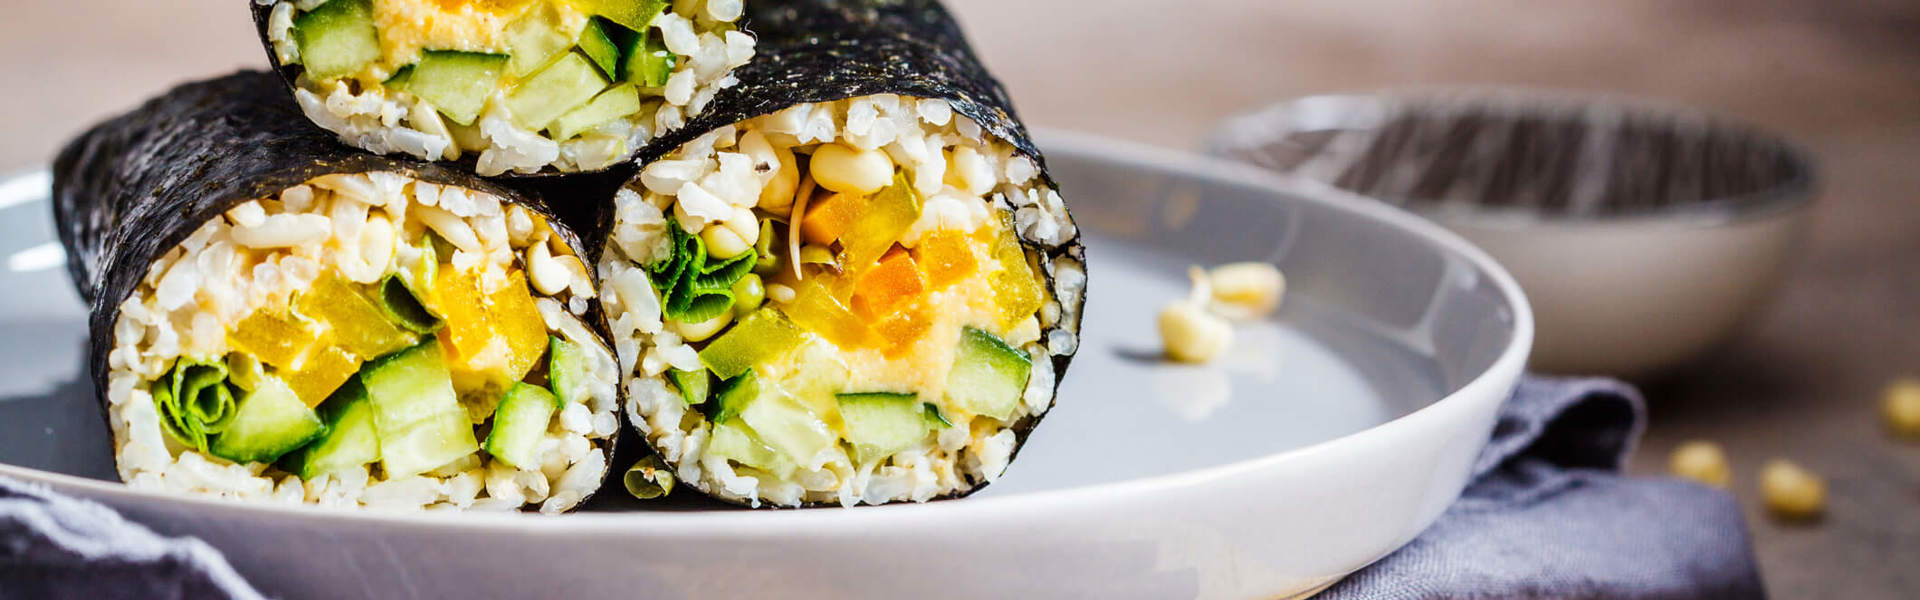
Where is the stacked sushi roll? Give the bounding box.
[53,0,1082,511]
[254,0,754,175]
[596,0,1085,507]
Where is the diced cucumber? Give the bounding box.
[923,402,954,428]
[377,274,442,333]
[668,368,710,405]
[504,4,573,77]
[360,339,478,478]
[705,421,795,478]
[704,369,757,424]
[566,0,669,33]
[578,18,623,78]
[546,336,587,406]
[699,308,806,380]
[293,0,380,81]
[383,64,416,88]
[207,375,326,464]
[484,383,558,469]
[507,52,608,131]
[943,328,1033,420]
[836,392,928,462]
[549,84,642,141]
[623,35,676,88]
[740,392,836,467]
[398,51,509,126]
[278,378,381,480]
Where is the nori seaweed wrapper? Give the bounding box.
[624,0,1086,505]
[51,71,619,504]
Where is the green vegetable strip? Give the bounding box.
[649,218,757,322]
[150,382,203,451]
[152,359,239,452]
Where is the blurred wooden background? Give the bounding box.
[5,0,1917,596]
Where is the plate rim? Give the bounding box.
[0,129,1533,534]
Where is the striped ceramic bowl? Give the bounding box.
[1206,90,1817,377]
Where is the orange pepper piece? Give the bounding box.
[787,277,879,349]
[281,345,361,408]
[800,191,864,246]
[914,231,978,290]
[851,247,926,320]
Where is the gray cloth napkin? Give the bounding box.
[1321,376,1764,599]
[0,477,263,600]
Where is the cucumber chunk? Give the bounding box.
[706,421,795,478]
[943,328,1033,421]
[293,0,380,81]
[704,369,757,424]
[668,368,710,405]
[207,375,326,464]
[279,378,382,480]
[837,392,928,462]
[377,274,442,334]
[623,35,676,88]
[360,340,478,478]
[922,402,954,428]
[504,4,573,77]
[547,336,587,405]
[383,64,416,88]
[484,383,559,469]
[549,84,642,141]
[578,18,623,78]
[507,52,609,131]
[740,392,836,467]
[398,50,509,126]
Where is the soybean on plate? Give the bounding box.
[0,132,1529,599]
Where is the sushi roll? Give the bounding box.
[53,72,622,512]
[251,0,755,176]
[597,0,1086,507]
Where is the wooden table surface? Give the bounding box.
[6,0,1917,596]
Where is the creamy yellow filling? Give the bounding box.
[753,218,1030,431]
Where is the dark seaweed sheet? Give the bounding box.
[627,0,1087,506]
[51,71,618,506]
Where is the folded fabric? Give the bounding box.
[1320,376,1764,599]
[0,476,262,600]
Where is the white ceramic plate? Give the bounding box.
[0,132,1530,600]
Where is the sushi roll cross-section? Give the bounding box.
[254,0,754,176]
[598,0,1088,507]
[55,72,622,512]
[604,98,1084,508]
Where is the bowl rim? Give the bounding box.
[1208,87,1821,228]
[0,131,1535,537]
